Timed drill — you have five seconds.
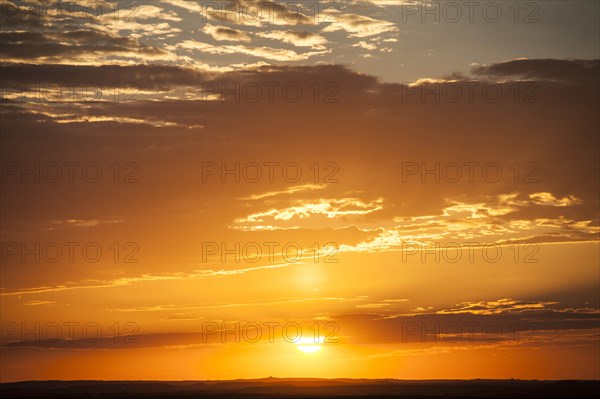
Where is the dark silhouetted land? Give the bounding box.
[1,378,599,398]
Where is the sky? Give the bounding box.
[0,0,599,382]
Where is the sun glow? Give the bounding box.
[295,336,325,353]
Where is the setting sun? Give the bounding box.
[296,337,325,353]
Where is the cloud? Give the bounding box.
[528,192,581,207]
[472,59,600,84]
[256,30,327,49]
[1,62,598,304]
[134,5,181,22]
[322,13,398,37]
[338,192,595,254]
[436,298,559,315]
[160,0,202,13]
[0,28,168,64]
[0,261,304,297]
[355,0,423,6]
[22,300,55,306]
[177,40,329,61]
[239,184,327,200]
[353,40,377,50]
[5,296,597,350]
[0,63,208,91]
[108,296,359,313]
[234,197,384,230]
[196,0,315,27]
[202,24,251,42]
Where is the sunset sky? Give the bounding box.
[0,0,599,382]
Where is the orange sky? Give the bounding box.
[0,0,599,382]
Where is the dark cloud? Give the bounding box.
[286,30,318,39]
[2,61,598,198]
[3,305,598,349]
[216,26,244,37]
[0,28,166,61]
[333,311,600,345]
[0,63,207,90]
[472,59,599,85]
[0,0,44,27]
